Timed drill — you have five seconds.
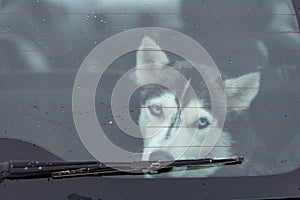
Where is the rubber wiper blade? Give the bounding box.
[0,156,243,180]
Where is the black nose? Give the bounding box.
[148,151,175,173]
[149,151,174,161]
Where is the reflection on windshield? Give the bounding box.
[0,0,300,177]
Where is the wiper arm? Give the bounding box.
[0,156,243,180]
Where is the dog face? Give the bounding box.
[133,36,261,177]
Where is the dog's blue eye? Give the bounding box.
[148,106,163,116]
[198,118,210,129]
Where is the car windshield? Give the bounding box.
[1,0,300,178]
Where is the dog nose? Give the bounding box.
[149,151,174,161]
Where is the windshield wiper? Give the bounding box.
[0,156,243,180]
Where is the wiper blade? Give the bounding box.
[0,156,243,180]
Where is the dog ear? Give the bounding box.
[225,72,261,112]
[133,36,170,86]
[136,36,169,66]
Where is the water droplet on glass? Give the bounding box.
[85,15,90,21]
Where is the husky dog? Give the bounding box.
[132,36,267,177]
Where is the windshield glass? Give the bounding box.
[1,0,300,178]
